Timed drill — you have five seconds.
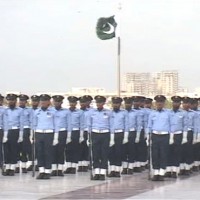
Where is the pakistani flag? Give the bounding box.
[96,15,117,40]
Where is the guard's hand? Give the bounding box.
[2,136,8,143]
[135,137,140,143]
[86,139,90,146]
[109,140,115,147]
[79,137,84,143]
[182,138,187,144]
[169,134,174,145]
[53,139,59,146]
[66,137,71,144]
[18,137,23,143]
[123,138,128,144]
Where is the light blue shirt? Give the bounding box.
[126,109,143,132]
[143,108,152,132]
[81,108,91,131]
[183,109,196,132]
[110,109,129,134]
[169,109,188,133]
[52,107,69,133]
[21,107,32,128]
[3,107,24,132]
[68,108,84,132]
[191,109,200,134]
[33,107,56,131]
[0,106,5,129]
[148,109,171,133]
[87,108,111,133]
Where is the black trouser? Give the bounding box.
[4,129,19,164]
[79,131,89,162]
[181,131,193,165]
[122,131,136,163]
[35,132,54,169]
[109,132,124,166]
[152,133,169,169]
[91,132,110,169]
[20,128,32,163]
[52,131,67,164]
[168,134,182,167]
[0,129,3,167]
[138,129,147,163]
[65,130,80,163]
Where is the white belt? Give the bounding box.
[172,131,182,134]
[153,131,169,135]
[114,129,123,133]
[72,128,79,131]
[59,128,67,131]
[129,128,136,131]
[36,129,54,133]
[92,129,109,133]
[24,126,30,129]
[84,128,88,131]
[0,127,2,130]
[11,126,19,130]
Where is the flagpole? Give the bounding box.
[117,36,121,97]
[117,2,122,97]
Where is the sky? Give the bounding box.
[0,0,200,94]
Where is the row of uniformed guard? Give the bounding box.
[0,93,200,181]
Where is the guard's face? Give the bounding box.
[172,102,181,109]
[112,103,121,110]
[139,102,145,108]
[125,103,132,110]
[191,103,198,110]
[69,102,77,108]
[7,99,17,106]
[86,101,91,107]
[19,100,27,107]
[133,101,140,108]
[80,102,87,109]
[0,99,3,106]
[53,100,62,107]
[96,102,104,109]
[182,102,189,110]
[145,103,152,109]
[32,100,39,107]
[40,100,50,108]
[155,101,165,110]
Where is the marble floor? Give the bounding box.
[0,170,199,200]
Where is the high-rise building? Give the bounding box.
[122,70,179,96]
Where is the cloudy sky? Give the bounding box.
[0,0,200,94]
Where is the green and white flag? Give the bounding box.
[96,15,117,40]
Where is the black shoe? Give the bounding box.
[22,168,27,173]
[27,165,33,171]
[171,172,177,178]
[2,169,10,176]
[121,168,128,175]
[15,167,20,173]
[158,175,164,181]
[70,168,76,174]
[184,170,190,176]
[179,169,185,175]
[35,165,39,172]
[107,171,115,177]
[99,174,105,180]
[164,172,172,178]
[9,170,15,176]
[92,174,100,180]
[51,170,57,176]
[36,173,45,179]
[43,173,51,179]
[141,166,146,171]
[127,169,133,175]
[64,168,72,174]
[115,172,121,177]
[82,166,88,172]
[192,166,199,172]
[77,166,83,172]
[57,170,64,177]
[133,167,142,173]
[151,175,159,181]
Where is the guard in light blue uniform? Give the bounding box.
[148,95,170,181]
[78,95,93,172]
[108,97,128,178]
[3,94,24,176]
[0,94,5,168]
[17,94,32,174]
[166,96,188,178]
[180,97,196,175]
[189,98,200,172]
[51,95,69,177]
[33,94,56,180]
[87,95,111,181]
[65,96,84,174]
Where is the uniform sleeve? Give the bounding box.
[3,109,8,132]
[19,109,24,132]
[80,110,85,131]
[147,112,153,133]
[109,111,114,134]
[68,111,72,132]
[183,112,188,132]
[32,110,38,131]
[136,111,142,132]
[54,111,59,133]
[87,110,92,133]
[124,111,129,133]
